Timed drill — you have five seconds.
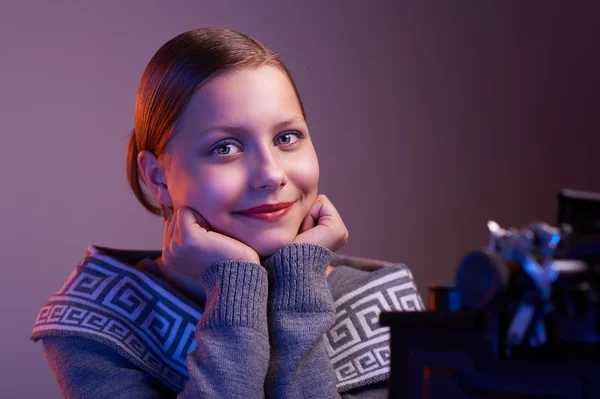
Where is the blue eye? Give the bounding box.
[208,131,303,157]
[209,140,242,156]
[276,131,302,147]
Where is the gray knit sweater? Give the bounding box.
[31,243,424,398]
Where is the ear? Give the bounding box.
[137,150,174,208]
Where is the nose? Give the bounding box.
[249,145,287,191]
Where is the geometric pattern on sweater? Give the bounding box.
[31,246,422,394]
[324,266,424,392]
[30,247,202,393]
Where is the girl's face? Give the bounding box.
[160,65,319,257]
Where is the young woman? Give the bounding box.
[31,27,424,398]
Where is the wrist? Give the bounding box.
[263,243,334,312]
[199,260,269,331]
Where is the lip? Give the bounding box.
[236,202,295,221]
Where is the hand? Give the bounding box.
[160,205,261,279]
[293,194,349,253]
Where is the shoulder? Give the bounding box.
[30,245,202,393]
[327,252,423,311]
[41,335,175,398]
[30,245,201,332]
[324,252,424,393]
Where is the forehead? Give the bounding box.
[178,65,304,131]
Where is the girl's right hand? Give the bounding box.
[160,206,261,279]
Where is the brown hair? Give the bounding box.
[126,27,306,216]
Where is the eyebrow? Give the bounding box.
[199,116,306,136]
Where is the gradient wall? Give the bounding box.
[1,1,598,397]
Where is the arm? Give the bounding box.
[41,336,169,399]
[41,261,270,399]
[263,243,341,399]
[180,260,270,398]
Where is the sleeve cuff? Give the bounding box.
[263,243,335,313]
[199,261,268,333]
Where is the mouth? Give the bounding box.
[235,202,295,221]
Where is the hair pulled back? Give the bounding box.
[126,28,306,215]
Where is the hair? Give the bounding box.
[126,27,306,216]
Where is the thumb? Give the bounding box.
[181,206,211,231]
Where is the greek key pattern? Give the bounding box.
[325,266,424,391]
[30,251,202,392]
[31,249,422,393]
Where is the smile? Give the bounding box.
[235,203,294,221]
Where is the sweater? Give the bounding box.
[31,243,424,398]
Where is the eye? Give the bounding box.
[275,131,302,147]
[209,139,242,156]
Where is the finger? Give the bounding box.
[307,194,334,221]
[308,195,348,239]
[172,208,182,242]
[188,207,212,231]
[299,212,316,234]
[162,206,177,244]
[179,206,210,232]
[322,199,343,222]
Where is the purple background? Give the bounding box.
[2,1,598,396]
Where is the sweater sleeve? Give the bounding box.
[262,243,342,399]
[41,260,270,399]
[180,260,269,398]
[41,336,170,399]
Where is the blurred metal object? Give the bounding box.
[380,189,600,398]
[455,248,509,310]
[455,206,600,358]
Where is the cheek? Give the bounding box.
[173,167,247,218]
[288,153,319,194]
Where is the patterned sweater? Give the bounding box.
[30,243,424,398]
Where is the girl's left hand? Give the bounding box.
[293,194,349,253]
